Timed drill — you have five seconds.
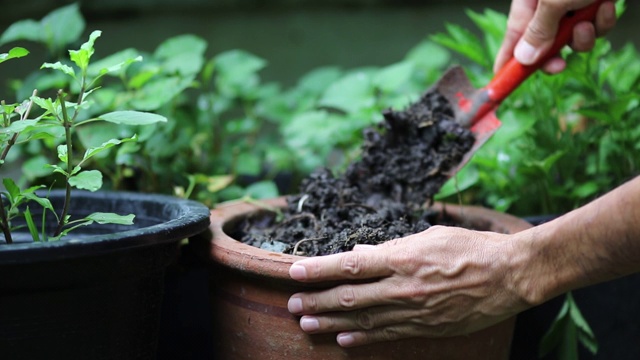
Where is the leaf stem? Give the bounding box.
[53,90,74,237]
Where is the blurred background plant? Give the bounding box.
[432,1,638,218]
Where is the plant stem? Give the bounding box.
[0,195,12,244]
[53,90,74,237]
[0,91,37,170]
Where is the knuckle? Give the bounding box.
[337,285,357,309]
[305,294,319,312]
[380,327,403,341]
[355,309,375,330]
[526,22,553,42]
[340,252,365,277]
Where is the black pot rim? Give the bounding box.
[0,190,211,264]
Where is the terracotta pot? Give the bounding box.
[202,197,532,360]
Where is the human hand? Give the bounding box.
[494,0,617,74]
[287,226,530,347]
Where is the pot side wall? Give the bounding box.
[204,198,532,359]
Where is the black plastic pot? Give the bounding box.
[0,190,211,360]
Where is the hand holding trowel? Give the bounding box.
[434,0,607,170]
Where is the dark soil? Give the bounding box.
[235,90,475,256]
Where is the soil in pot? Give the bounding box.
[233,90,475,255]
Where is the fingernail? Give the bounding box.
[337,333,356,347]
[300,316,320,332]
[289,264,307,280]
[514,40,538,65]
[288,297,303,314]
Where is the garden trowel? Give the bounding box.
[434,0,606,173]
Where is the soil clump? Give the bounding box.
[234,90,475,256]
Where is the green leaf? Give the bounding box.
[435,165,479,200]
[319,71,374,113]
[89,53,143,82]
[69,30,101,72]
[539,297,572,358]
[431,23,488,68]
[86,212,135,225]
[155,35,207,76]
[0,20,41,46]
[57,144,68,163]
[82,136,138,163]
[130,76,194,111]
[22,156,54,180]
[213,50,267,96]
[98,111,167,126]
[46,164,68,176]
[235,153,262,176]
[297,66,343,94]
[568,293,598,355]
[2,178,20,203]
[373,61,415,93]
[215,49,266,78]
[163,53,205,76]
[206,175,234,193]
[23,192,54,212]
[68,170,103,191]
[87,48,141,78]
[24,207,41,242]
[571,182,599,199]
[0,119,40,135]
[539,293,597,358]
[245,181,279,199]
[154,34,207,59]
[0,47,29,64]
[41,3,86,54]
[405,41,450,72]
[41,61,76,78]
[31,96,57,116]
[466,9,506,58]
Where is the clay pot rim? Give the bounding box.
[209,196,532,284]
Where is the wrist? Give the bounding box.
[505,225,571,306]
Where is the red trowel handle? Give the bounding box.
[473,0,606,126]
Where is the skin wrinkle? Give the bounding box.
[337,285,358,309]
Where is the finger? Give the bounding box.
[595,1,617,37]
[515,1,567,65]
[298,306,424,334]
[336,324,433,348]
[494,0,537,73]
[288,280,402,315]
[570,21,596,52]
[289,245,394,282]
[541,56,567,74]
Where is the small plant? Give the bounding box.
[0,28,166,244]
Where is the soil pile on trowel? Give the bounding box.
[235,90,475,256]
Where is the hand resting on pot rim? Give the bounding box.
[287,0,636,348]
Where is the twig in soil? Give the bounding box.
[297,194,309,213]
[341,203,378,214]
[292,237,326,256]
[275,212,319,231]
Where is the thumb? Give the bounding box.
[514,4,566,65]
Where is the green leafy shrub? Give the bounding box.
[1,28,166,243]
[432,2,639,218]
